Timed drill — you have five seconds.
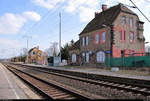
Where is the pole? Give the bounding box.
[59,12,61,63]
[27,39,28,63]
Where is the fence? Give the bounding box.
[105,54,150,67]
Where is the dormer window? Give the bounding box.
[122,16,126,25]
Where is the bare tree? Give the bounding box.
[45,42,59,57]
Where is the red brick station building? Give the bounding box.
[69,3,145,67]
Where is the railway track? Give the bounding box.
[4,64,94,100]
[3,63,150,99]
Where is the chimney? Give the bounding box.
[102,4,107,12]
[95,12,99,17]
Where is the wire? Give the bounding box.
[129,0,150,22]
[25,0,63,35]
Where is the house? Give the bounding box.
[69,40,80,65]
[69,3,145,67]
[145,46,150,55]
[27,46,48,65]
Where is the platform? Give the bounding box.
[0,63,40,99]
[23,63,150,81]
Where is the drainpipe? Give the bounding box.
[110,24,114,57]
[110,24,114,67]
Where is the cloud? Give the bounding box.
[63,0,99,22]
[64,0,99,13]
[0,38,21,48]
[31,0,65,9]
[23,11,41,21]
[0,13,26,34]
[0,11,41,34]
[31,0,149,23]
[79,6,96,22]
[0,38,22,58]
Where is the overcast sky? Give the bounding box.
[0,0,150,59]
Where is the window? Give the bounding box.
[72,54,76,63]
[86,53,89,63]
[148,48,150,53]
[129,17,134,27]
[129,32,134,42]
[120,30,126,41]
[38,54,41,57]
[124,31,126,40]
[82,37,85,47]
[95,33,99,44]
[120,31,123,40]
[122,16,126,25]
[81,53,85,63]
[96,51,105,63]
[101,31,106,43]
[86,36,88,46]
[130,50,134,56]
[32,51,36,55]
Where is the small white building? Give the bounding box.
[145,46,150,53]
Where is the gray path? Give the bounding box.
[0,63,28,99]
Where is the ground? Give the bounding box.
[58,65,150,76]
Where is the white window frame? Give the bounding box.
[72,54,76,63]
[95,34,99,44]
[86,36,88,46]
[96,51,105,63]
[86,53,89,63]
[122,16,126,25]
[129,32,134,42]
[129,17,134,27]
[102,32,106,42]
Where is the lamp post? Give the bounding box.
[22,35,32,63]
[59,12,62,64]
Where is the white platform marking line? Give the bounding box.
[0,64,20,99]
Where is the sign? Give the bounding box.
[105,50,112,54]
[53,57,61,66]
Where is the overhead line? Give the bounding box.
[130,0,150,22]
[25,0,63,35]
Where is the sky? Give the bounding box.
[0,0,150,59]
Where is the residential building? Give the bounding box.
[28,46,48,65]
[69,3,145,67]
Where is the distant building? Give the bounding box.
[28,46,48,65]
[69,3,145,67]
[145,46,150,55]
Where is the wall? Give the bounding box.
[79,27,111,67]
[112,11,145,57]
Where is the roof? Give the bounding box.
[28,47,35,53]
[69,40,80,50]
[79,3,137,35]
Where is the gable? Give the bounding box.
[79,3,137,36]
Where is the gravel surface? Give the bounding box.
[22,63,150,81]
[13,65,149,100]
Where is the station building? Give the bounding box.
[28,46,48,65]
[69,3,145,67]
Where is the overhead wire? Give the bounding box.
[129,0,150,22]
[25,0,63,35]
